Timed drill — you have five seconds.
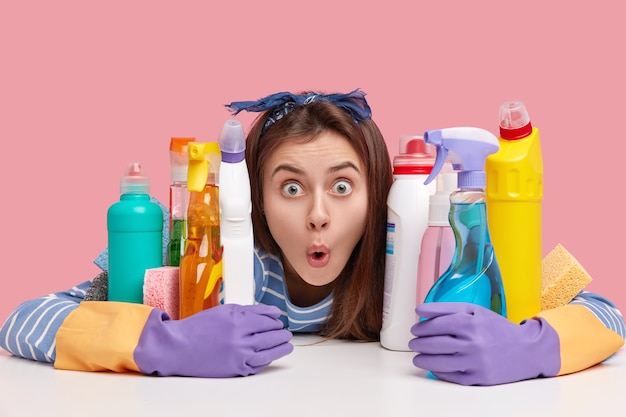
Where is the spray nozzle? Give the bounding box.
[187,142,221,192]
[423,127,499,188]
[170,137,196,182]
[218,120,246,163]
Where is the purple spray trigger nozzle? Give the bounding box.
[423,132,448,185]
[422,127,499,187]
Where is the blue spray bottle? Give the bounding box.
[420,127,506,317]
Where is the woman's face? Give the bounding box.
[262,131,368,287]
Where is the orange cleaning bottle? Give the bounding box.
[179,142,223,319]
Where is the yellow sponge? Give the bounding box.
[541,243,592,310]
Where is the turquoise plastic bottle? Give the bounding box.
[421,127,506,317]
[107,162,163,303]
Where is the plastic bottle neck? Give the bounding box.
[457,171,485,189]
[450,188,485,204]
[121,193,150,200]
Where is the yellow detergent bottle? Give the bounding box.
[486,100,543,323]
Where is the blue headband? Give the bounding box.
[225,88,372,133]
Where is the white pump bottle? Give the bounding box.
[218,119,255,305]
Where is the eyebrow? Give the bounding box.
[329,161,361,174]
[271,161,361,178]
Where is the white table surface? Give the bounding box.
[1,334,623,417]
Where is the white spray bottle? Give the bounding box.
[381,135,436,351]
[218,119,255,305]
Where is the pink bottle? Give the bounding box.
[416,169,456,305]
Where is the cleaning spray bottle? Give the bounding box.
[381,135,436,351]
[179,142,223,319]
[486,100,543,323]
[420,127,506,317]
[416,167,456,305]
[107,162,163,303]
[218,120,255,305]
[167,137,196,267]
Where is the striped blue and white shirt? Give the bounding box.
[570,291,625,338]
[0,245,332,364]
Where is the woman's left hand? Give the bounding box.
[409,302,560,386]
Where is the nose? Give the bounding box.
[307,193,330,231]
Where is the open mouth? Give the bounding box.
[307,249,330,268]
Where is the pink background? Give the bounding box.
[1,1,624,322]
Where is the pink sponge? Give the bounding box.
[143,266,180,320]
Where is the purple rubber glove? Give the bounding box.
[409,302,561,386]
[134,304,293,377]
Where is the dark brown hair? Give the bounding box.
[245,98,393,341]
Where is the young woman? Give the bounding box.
[0,89,394,377]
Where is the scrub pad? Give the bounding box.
[541,243,592,310]
[143,266,180,320]
[84,271,109,301]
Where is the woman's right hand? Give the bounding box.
[134,304,293,377]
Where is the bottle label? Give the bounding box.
[385,222,395,255]
[383,222,396,320]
